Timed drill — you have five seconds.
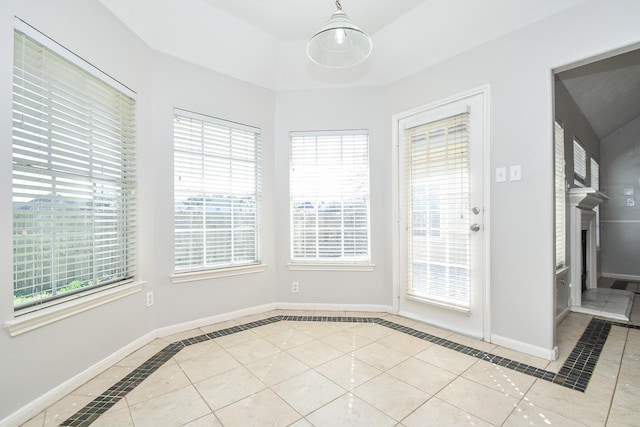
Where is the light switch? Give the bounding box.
[496,167,507,183]
[510,165,522,181]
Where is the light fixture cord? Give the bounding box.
[335,0,342,11]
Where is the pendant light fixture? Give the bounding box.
[307,0,372,68]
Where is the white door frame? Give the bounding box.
[391,84,492,340]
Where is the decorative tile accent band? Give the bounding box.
[61,315,618,426]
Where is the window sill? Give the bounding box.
[287,262,376,272]
[556,266,570,275]
[171,264,268,284]
[5,281,145,337]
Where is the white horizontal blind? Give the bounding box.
[174,110,261,272]
[555,121,566,268]
[591,158,600,247]
[12,27,136,310]
[404,113,470,309]
[573,139,587,180]
[290,131,370,262]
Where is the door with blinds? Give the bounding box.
[397,89,488,339]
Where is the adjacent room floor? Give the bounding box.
[21,304,640,427]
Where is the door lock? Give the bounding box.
[472,207,481,215]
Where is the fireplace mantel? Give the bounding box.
[569,188,609,210]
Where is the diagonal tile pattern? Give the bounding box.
[19,307,640,427]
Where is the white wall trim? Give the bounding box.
[555,306,571,326]
[602,273,640,281]
[5,281,145,337]
[0,330,155,427]
[491,334,558,361]
[286,263,376,272]
[154,303,277,338]
[276,303,392,313]
[170,264,267,284]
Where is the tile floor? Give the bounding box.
[20,305,640,427]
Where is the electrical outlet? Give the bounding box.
[292,282,299,293]
[146,291,154,307]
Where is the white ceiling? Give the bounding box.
[557,49,640,140]
[99,0,593,90]
[201,0,426,41]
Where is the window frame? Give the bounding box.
[171,109,264,280]
[555,120,567,269]
[11,18,138,314]
[573,138,587,185]
[288,130,373,270]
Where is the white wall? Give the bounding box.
[3,0,640,423]
[601,116,640,278]
[0,0,153,421]
[387,0,640,353]
[273,87,390,307]
[0,0,277,423]
[148,52,277,329]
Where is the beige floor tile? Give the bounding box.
[462,360,535,399]
[387,357,456,395]
[288,419,314,427]
[19,412,45,427]
[200,319,239,334]
[314,310,346,317]
[262,327,315,350]
[42,394,95,426]
[90,405,134,427]
[115,340,168,368]
[348,323,396,341]
[72,365,133,397]
[244,351,309,386]
[352,342,409,371]
[436,377,519,425]
[181,413,223,427]
[584,372,618,402]
[272,370,345,415]
[251,321,297,337]
[125,362,192,405]
[377,332,432,356]
[225,337,282,364]
[409,322,454,339]
[289,321,344,338]
[194,366,266,411]
[173,340,222,363]
[523,380,610,427]
[593,356,620,380]
[306,392,396,427]
[414,345,478,374]
[287,339,343,367]
[489,346,551,370]
[353,373,430,421]
[612,382,640,411]
[315,354,382,390]
[320,329,373,353]
[401,397,494,427]
[606,405,638,427]
[175,347,241,383]
[129,385,211,427]
[158,327,206,343]
[212,329,260,348]
[214,389,300,427]
[503,400,589,427]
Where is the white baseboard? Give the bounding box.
[602,273,640,282]
[276,302,392,314]
[555,306,571,326]
[154,303,277,338]
[491,334,558,361]
[0,331,155,427]
[397,310,482,340]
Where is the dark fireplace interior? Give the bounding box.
[581,230,587,292]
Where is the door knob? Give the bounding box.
[472,207,481,215]
[470,223,481,232]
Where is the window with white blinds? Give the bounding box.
[12,22,137,310]
[404,112,470,309]
[555,121,566,268]
[289,131,370,263]
[573,138,587,181]
[591,158,600,248]
[174,110,261,273]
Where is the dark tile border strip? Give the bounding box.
[62,315,622,426]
